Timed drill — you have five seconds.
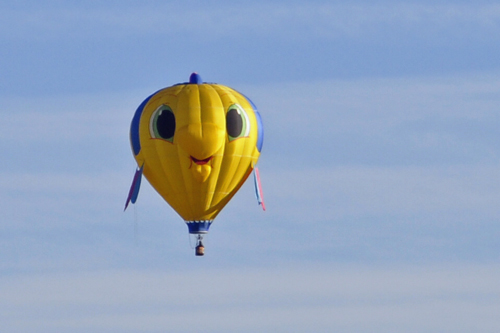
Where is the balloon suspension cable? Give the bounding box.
[195,234,205,256]
[134,205,139,247]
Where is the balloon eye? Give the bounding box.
[150,105,175,142]
[226,104,250,141]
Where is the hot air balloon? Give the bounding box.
[124,73,265,256]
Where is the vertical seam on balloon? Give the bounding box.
[144,89,176,210]
[203,84,224,215]
[196,84,211,215]
[150,84,191,220]
[177,84,196,219]
[171,86,192,218]
[193,84,208,216]
[149,95,184,213]
[223,86,252,208]
[211,84,237,208]
[226,87,252,193]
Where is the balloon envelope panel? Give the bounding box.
[130,80,262,227]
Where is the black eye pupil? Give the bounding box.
[156,110,175,139]
[226,108,243,138]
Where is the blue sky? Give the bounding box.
[1,1,500,332]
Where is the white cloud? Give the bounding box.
[2,2,500,41]
[0,91,145,143]
[1,264,499,332]
[248,72,500,133]
[259,164,500,223]
[2,72,499,228]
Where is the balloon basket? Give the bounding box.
[193,234,205,256]
[195,244,205,256]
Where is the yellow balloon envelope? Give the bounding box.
[126,73,264,245]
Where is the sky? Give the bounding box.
[1,0,500,331]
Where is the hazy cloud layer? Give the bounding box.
[3,2,500,40]
[1,264,499,332]
[1,1,499,330]
[1,73,498,271]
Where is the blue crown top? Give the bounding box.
[189,72,203,84]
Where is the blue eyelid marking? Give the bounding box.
[243,94,264,152]
[130,92,156,155]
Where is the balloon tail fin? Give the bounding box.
[253,167,266,211]
[124,165,144,211]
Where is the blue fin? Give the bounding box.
[124,165,143,211]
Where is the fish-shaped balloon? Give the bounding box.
[125,73,265,255]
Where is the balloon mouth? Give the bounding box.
[191,156,212,165]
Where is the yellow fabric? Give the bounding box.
[133,83,261,221]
